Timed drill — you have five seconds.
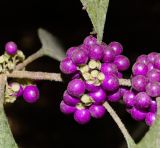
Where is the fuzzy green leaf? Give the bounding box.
[80,0,109,42]
[38,28,65,61]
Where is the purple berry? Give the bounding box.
[147,69,160,82]
[100,63,118,75]
[146,82,160,97]
[63,91,80,106]
[5,41,17,55]
[89,105,106,119]
[149,100,157,113]
[74,108,91,124]
[131,75,147,92]
[107,89,122,102]
[66,47,78,57]
[102,46,116,63]
[135,92,151,109]
[89,88,106,104]
[154,54,160,70]
[71,49,88,65]
[120,87,129,96]
[23,85,39,103]
[145,112,156,126]
[130,107,146,121]
[85,82,100,92]
[89,44,103,60]
[108,41,123,55]
[67,79,85,97]
[83,35,97,48]
[136,54,148,65]
[132,62,148,76]
[60,101,76,115]
[114,55,130,71]
[147,63,154,71]
[102,74,119,92]
[147,52,158,63]
[60,57,77,74]
[123,91,136,108]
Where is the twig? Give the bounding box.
[119,78,131,87]
[103,101,136,148]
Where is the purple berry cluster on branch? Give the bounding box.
[60,35,130,124]
[124,53,160,126]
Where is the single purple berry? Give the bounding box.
[114,55,130,71]
[89,105,106,119]
[108,41,123,55]
[66,47,78,57]
[120,87,129,96]
[71,49,88,65]
[147,52,158,63]
[63,90,80,106]
[131,75,147,92]
[146,82,160,97]
[130,107,146,121]
[85,82,100,92]
[154,54,160,70]
[60,101,76,115]
[136,54,148,65]
[67,79,85,97]
[100,63,118,75]
[5,41,17,55]
[135,92,151,109]
[145,112,156,126]
[132,62,148,76]
[23,85,39,103]
[149,100,157,113]
[147,69,160,82]
[83,35,97,48]
[107,89,122,102]
[89,44,104,60]
[60,57,77,74]
[74,108,91,124]
[89,88,106,104]
[123,91,136,108]
[102,46,116,63]
[147,63,154,71]
[102,74,119,92]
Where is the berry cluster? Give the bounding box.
[60,36,130,124]
[2,41,40,104]
[124,53,160,126]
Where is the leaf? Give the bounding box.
[80,0,109,42]
[137,98,160,148]
[38,28,65,61]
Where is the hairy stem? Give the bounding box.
[103,101,136,148]
[0,75,18,148]
[15,49,44,70]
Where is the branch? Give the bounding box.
[103,101,136,148]
[0,75,18,148]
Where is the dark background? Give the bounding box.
[0,0,160,148]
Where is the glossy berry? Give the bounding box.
[60,101,76,115]
[89,105,105,119]
[120,87,129,96]
[107,89,122,102]
[145,112,156,126]
[5,41,17,55]
[74,108,91,124]
[60,57,77,74]
[85,82,100,92]
[149,100,157,113]
[136,54,148,65]
[67,79,85,97]
[147,52,158,63]
[132,62,148,76]
[146,82,160,97]
[130,107,146,121]
[89,88,106,104]
[66,47,78,57]
[23,85,39,103]
[71,49,88,65]
[102,74,119,92]
[123,91,136,108]
[114,55,130,71]
[100,63,118,75]
[147,69,160,82]
[147,63,154,71]
[83,35,97,48]
[63,91,80,106]
[102,46,116,63]
[154,54,160,70]
[135,92,151,109]
[108,41,123,55]
[131,75,147,92]
[89,44,103,60]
